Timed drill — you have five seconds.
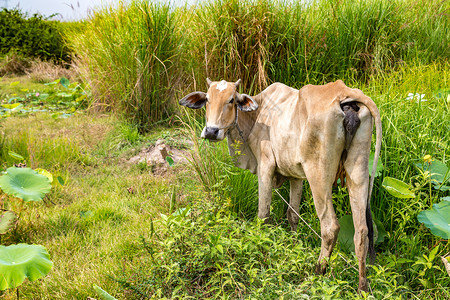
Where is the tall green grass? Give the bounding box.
[69,0,183,132]
[69,0,449,128]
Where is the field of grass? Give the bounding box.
[1,63,449,298]
[1,0,449,298]
[0,79,199,298]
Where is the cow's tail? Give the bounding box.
[342,95,382,265]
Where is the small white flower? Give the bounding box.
[406,93,427,103]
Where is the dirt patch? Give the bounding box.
[128,139,192,175]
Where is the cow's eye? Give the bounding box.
[228,98,234,104]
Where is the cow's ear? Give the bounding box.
[237,94,258,112]
[179,92,207,109]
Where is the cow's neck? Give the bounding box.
[227,94,261,143]
[225,94,261,174]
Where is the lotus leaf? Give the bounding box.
[417,201,450,239]
[416,159,449,186]
[0,210,18,234]
[338,215,386,252]
[0,167,51,201]
[59,77,70,88]
[382,177,415,199]
[34,168,53,183]
[0,244,53,290]
[166,156,175,166]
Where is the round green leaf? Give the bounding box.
[34,168,53,183]
[338,215,386,252]
[166,156,175,166]
[0,244,53,290]
[0,210,18,234]
[382,177,415,199]
[0,167,51,202]
[59,77,70,88]
[417,201,450,239]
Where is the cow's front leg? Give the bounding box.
[257,154,276,222]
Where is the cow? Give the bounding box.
[179,78,382,291]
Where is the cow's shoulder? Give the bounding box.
[262,82,298,97]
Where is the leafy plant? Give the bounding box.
[382,177,415,199]
[0,77,88,119]
[0,167,51,202]
[382,158,450,239]
[0,244,53,291]
[0,8,71,62]
[416,159,450,191]
[417,200,450,239]
[0,164,54,294]
[337,215,387,252]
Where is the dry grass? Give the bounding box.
[1,54,78,82]
[0,52,31,76]
[26,59,78,83]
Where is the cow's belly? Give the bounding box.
[272,133,307,179]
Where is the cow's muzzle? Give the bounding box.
[201,126,225,141]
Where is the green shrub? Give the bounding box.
[0,8,71,62]
[117,202,449,299]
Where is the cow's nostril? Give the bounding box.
[204,127,219,140]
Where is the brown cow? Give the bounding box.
[179,79,382,291]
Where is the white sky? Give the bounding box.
[1,0,196,20]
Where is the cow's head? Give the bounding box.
[179,78,258,141]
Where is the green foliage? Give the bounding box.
[68,0,182,132]
[382,176,415,199]
[0,244,53,291]
[0,77,88,119]
[417,201,450,239]
[338,215,387,252]
[93,284,118,300]
[416,159,450,191]
[0,167,51,202]
[118,202,448,299]
[69,0,450,129]
[0,8,71,62]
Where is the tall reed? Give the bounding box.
[69,0,182,131]
[69,0,449,127]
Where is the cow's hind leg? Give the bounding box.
[287,179,303,232]
[303,166,340,275]
[344,106,374,292]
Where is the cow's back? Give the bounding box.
[251,81,348,179]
